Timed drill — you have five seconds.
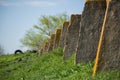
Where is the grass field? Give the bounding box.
[0,48,119,80]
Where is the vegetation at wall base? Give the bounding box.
[0,48,119,80]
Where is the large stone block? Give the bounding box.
[54,29,62,49]
[48,34,55,52]
[63,14,81,60]
[60,22,69,48]
[39,40,49,56]
[76,0,106,63]
[43,41,49,53]
[39,47,44,56]
[96,0,120,71]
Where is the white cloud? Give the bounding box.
[0,1,15,6]
[0,1,56,7]
[0,1,21,6]
[24,1,56,7]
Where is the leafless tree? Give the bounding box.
[0,44,4,55]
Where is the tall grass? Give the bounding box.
[0,48,119,80]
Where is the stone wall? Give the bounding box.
[38,0,120,74]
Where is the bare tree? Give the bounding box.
[0,44,4,55]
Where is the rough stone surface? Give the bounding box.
[86,0,106,3]
[60,22,69,48]
[97,0,120,71]
[39,47,44,56]
[63,14,81,60]
[76,1,106,63]
[54,29,61,49]
[43,41,49,53]
[48,34,55,52]
[39,41,49,56]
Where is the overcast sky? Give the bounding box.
[0,0,85,54]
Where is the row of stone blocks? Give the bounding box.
[39,0,120,75]
[39,28,62,56]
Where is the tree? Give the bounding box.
[21,29,47,50]
[0,44,4,55]
[21,13,69,50]
[34,13,69,37]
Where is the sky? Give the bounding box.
[0,0,85,54]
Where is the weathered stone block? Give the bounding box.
[97,0,120,71]
[48,34,55,52]
[54,29,61,49]
[60,22,69,48]
[76,1,106,63]
[39,47,44,56]
[63,14,81,60]
[43,41,49,53]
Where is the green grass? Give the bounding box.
[0,48,120,80]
